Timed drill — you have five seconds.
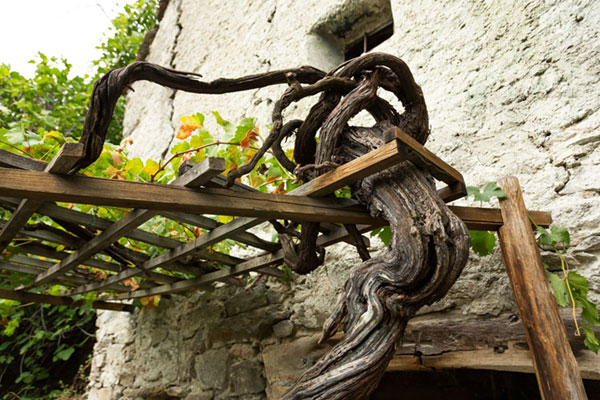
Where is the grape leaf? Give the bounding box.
[546,271,567,307]
[537,226,570,248]
[466,182,506,203]
[370,226,392,246]
[469,230,496,256]
[582,324,599,354]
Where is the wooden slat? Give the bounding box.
[449,206,552,231]
[67,216,262,295]
[113,223,375,299]
[291,138,407,197]
[0,149,47,171]
[0,169,376,224]
[0,288,133,312]
[32,158,226,286]
[1,258,126,291]
[161,211,280,252]
[6,241,174,287]
[392,127,466,201]
[0,197,243,267]
[0,169,552,231]
[497,176,587,400]
[0,143,85,253]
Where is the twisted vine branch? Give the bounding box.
[76,53,470,399]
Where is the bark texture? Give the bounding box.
[76,53,470,399]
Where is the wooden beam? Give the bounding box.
[0,288,133,312]
[449,205,552,231]
[497,176,587,400]
[161,211,280,252]
[0,169,552,231]
[0,169,377,225]
[392,127,467,202]
[0,143,84,253]
[32,158,226,286]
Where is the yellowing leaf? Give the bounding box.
[140,295,161,310]
[240,128,259,150]
[109,150,122,167]
[177,115,203,139]
[123,278,139,291]
[218,215,233,224]
[193,227,203,237]
[272,182,286,194]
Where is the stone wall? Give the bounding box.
[88,0,600,398]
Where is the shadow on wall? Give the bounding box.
[370,370,600,400]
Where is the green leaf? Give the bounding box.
[567,271,589,295]
[537,226,571,248]
[371,226,392,246]
[466,182,506,203]
[578,297,600,326]
[212,111,235,138]
[546,271,567,307]
[469,230,496,256]
[234,117,256,142]
[53,346,75,361]
[582,324,599,354]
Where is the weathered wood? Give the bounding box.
[497,176,587,400]
[161,211,280,252]
[0,169,552,231]
[32,158,226,286]
[0,288,133,312]
[0,148,46,171]
[0,143,85,253]
[314,309,600,379]
[68,216,263,295]
[0,168,376,225]
[392,127,467,202]
[112,222,375,300]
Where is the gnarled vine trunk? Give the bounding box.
[77,53,470,399]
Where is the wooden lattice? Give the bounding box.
[0,127,551,311]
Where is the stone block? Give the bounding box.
[230,360,266,395]
[195,347,230,390]
[225,286,269,316]
[262,334,332,388]
[272,320,294,338]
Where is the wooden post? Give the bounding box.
[497,176,587,400]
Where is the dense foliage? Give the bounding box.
[0,1,159,398]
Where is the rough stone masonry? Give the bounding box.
[87,0,600,399]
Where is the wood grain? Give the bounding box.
[0,143,84,253]
[498,176,587,400]
[34,158,226,286]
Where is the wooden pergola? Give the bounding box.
[0,127,588,399]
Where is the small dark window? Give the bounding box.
[344,22,394,60]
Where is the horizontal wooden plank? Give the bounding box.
[0,172,551,232]
[0,288,134,312]
[449,206,552,230]
[0,169,376,225]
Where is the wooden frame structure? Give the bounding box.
[0,127,588,399]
